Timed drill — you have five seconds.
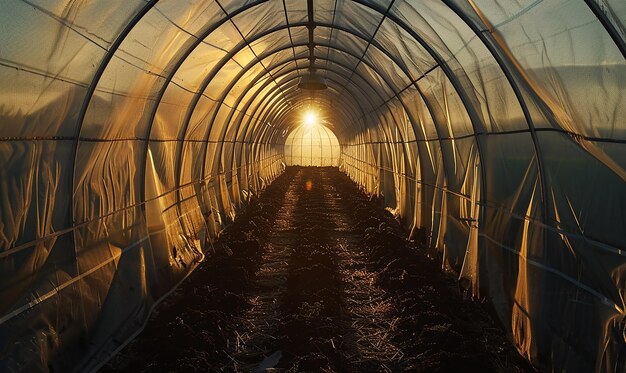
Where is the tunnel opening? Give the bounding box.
[1,0,625,372]
[284,115,340,167]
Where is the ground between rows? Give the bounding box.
[104,166,535,372]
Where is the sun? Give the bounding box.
[304,110,317,128]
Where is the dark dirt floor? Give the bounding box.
[102,166,536,372]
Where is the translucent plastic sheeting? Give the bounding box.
[284,124,340,166]
[0,0,625,371]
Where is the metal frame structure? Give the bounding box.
[4,1,626,371]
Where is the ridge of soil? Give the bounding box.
[103,166,535,372]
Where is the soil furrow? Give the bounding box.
[103,166,534,373]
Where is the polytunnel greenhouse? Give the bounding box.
[1,0,625,372]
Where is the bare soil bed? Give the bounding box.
[103,166,535,372]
